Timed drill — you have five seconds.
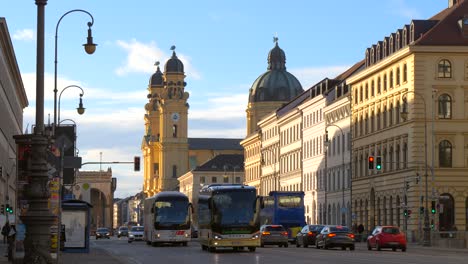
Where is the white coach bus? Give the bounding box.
[143,191,192,246]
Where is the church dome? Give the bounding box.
[249,41,303,103]
[149,65,163,87]
[164,48,184,73]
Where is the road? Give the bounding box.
[91,236,467,264]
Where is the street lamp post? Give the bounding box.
[57,84,86,124]
[400,90,431,247]
[326,124,346,226]
[53,9,96,133]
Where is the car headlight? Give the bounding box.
[106,233,110,236]
[251,233,260,239]
[185,233,189,238]
[157,234,160,238]
[129,234,134,237]
[213,234,222,240]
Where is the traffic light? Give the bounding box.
[431,201,436,214]
[0,205,4,214]
[368,156,375,170]
[431,220,435,229]
[407,209,412,217]
[5,204,12,214]
[403,209,408,216]
[420,206,424,214]
[134,156,140,171]
[376,156,382,170]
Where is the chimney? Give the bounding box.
[449,0,458,8]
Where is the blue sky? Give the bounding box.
[2,0,447,198]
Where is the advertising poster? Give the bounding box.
[62,211,86,248]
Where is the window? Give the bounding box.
[377,77,381,94]
[383,106,387,128]
[223,176,229,183]
[403,64,407,82]
[360,86,363,102]
[396,68,401,86]
[172,165,177,178]
[396,102,400,124]
[354,88,358,104]
[383,74,387,91]
[212,176,217,183]
[235,177,241,183]
[438,94,452,119]
[370,111,375,132]
[365,84,369,99]
[403,143,408,169]
[389,104,393,126]
[438,59,452,78]
[200,176,205,184]
[439,140,452,167]
[390,70,394,88]
[371,80,375,97]
[172,125,177,137]
[377,109,381,130]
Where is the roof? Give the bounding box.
[194,154,244,172]
[415,0,468,46]
[188,138,243,150]
[334,60,365,80]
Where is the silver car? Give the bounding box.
[260,225,289,247]
[128,226,144,243]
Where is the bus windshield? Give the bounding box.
[154,199,189,229]
[213,191,256,226]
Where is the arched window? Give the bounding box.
[376,109,381,130]
[389,103,393,126]
[383,74,387,91]
[355,88,358,104]
[354,118,358,137]
[403,143,408,169]
[360,116,363,136]
[410,24,415,43]
[396,68,401,86]
[360,86,363,102]
[396,145,400,170]
[390,70,394,88]
[371,80,375,97]
[439,193,455,231]
[365,114,369,134]
[396,102,400,124]
[439,140,452,167]
[438,94,452,119]
[383,106,387,128]
[377,77,381,94]
[389,146,394,171]
[403,64,407,82]
[383,39,388,57]
[365,84,369,99]
[172,165,177,178]
[172,125,178,137]
[370,111,375,133]
[438,59,452,78]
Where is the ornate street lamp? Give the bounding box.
[57,84,86,124]
[53,9,96,133]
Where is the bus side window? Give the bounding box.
[151,207,154,213]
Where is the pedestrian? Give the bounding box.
[357,223,364,242]
[1,222,10,244]
[7,225,16,261]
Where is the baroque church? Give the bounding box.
[141,48,243,197]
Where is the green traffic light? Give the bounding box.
[431,208,436,214]
[376,165,381,170]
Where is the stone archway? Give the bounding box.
[439,193,455,231]
[72,168,115,231]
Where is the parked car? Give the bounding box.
[96,227,111,240]
[295,224,324,248]
[128,226,144,243]
[260,225,289,247]
[315,225,355,250]
[117,226,129,238]
[367,226,407,251]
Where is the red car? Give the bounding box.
[367,226,406,251]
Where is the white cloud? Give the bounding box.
[12,29,34,41]
[290,65,351,89]
[189,93,247,121]
[115,39,201,80]
[188,128,245,139]
[388,0,422,19]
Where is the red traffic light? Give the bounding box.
[134,156,141,171]
[368,156,375,169]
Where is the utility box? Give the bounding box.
[61,199,93,253]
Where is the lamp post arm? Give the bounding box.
[53,9,94,133]
[58,85,84,124]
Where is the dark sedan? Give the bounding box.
[96,227,111,240]
[315,225,355,250]
[296,224,324,248]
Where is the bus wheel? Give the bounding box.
[201,245,208,251]
[248,247,256,252]
[209,247,216,253]
[151,242,159,247]
[146,240,151,245]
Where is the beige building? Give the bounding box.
[0,18,28,225]
[349,1,468,242]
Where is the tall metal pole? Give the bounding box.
[19,1,56,263]
[402,91,430,246]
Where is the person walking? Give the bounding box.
[357,223,364,242]
[7,224,16,261]
[1,222,10,244]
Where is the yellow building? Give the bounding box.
[349,1,468,243]
[141,48,243,197]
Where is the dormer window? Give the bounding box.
[376,43,381,61]
[370,47,375,65]
[402,26,408,47]
[438,59,452,78]
[396,32,401,50]
[389,35,394,54]
[383,39,388,57]
[410,23,415,43]
[457,16,468,38]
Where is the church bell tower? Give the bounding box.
[142,46,189,196]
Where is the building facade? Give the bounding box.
[349,1,468,242]
[0,17,28,225]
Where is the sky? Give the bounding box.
[2,0,448,198]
